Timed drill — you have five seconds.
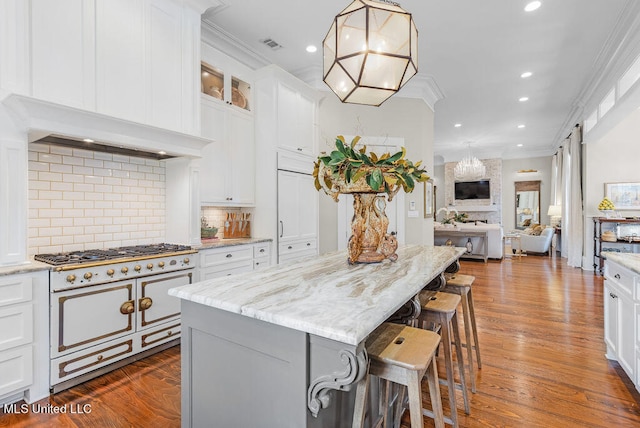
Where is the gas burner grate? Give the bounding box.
[35,243,193,266]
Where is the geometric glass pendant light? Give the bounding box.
[322,0,418,107]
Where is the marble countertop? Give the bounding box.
[198,237,272,249]
[603,252,640,275]
[0,260,51,277]
[169,245,465,346]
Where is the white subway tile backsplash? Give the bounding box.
[62,191,85,201]
[63,156,84,166]
[51,218,73,227]
[84,159,104,168]
[39,153,62,164]
[93,152,113,161]
[29,143,50,153]
[50,163,73,174]
[29,161,49,172]
[39,171,63,182]
[72,149,94,159]
[29,146,167,256]
[62,174,83,183]
[51,200,74,209]
[72,165,93,175]
[51,182,73,191]
[50,146,73,156]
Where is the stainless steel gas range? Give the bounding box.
[35,243,196,393]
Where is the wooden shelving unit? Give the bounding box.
[593,217,640,274]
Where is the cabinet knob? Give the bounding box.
[610,292,618,299]
[288,246,293,250]
[614,273,621,279]
[307,242,311,246]
[297,148,303,151]
[226,254,233,258]
[259,248,265,253]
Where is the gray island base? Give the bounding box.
[169,245,466,427]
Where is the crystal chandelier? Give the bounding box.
[322,0,418,107]
[454,144,486,181]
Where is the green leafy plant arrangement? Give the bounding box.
[313,135,429,196]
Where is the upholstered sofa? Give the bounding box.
[434,222,504,259]
[519,227,554,255]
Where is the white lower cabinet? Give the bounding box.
[604,259,639,390]
[0,271,49,405]
[277,168,318,264]
[198,242,272,281]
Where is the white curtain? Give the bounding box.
[561,125,583,267]
[551,152,563,206]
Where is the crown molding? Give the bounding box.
[554,0,640,147]
[200,20,271,71]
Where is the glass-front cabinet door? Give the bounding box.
[201,62,251,112]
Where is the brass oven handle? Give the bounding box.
[120,300,135,315]
[139,297,153,311]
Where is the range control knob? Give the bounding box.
[107,269,115,277]
[121,267,129,274]
[66,274,76,283]
[183,258,190,265]
[158,261,165,268]
[134,265,142,272]
[84,272,93,280]
[147,263,153,270]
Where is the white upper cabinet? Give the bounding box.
[4,0,202,134]
[96,0,145,123]
[198,44,255,207]
[199,96,255,206]
[276,81,316,156]
[30,0,95,110]
[255,65,318,158]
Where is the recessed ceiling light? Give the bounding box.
[454,123,462,128]
[517,124,526,129]
[521,71,533,78]
[517,144,524,147]
[524,1,542,12]
[306,45,317,53]
[519,97,529,102]
[83,138,94,143]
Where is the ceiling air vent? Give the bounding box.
[260,38,283,51]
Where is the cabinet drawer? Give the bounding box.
[0,275,32,307]
[200,263,253,281]
[279,238,317,255]
[51,339,134,385]
[254,257,270,271]
[200,246,253,268]
[604,261,634,298]
[0,303,33,352]
[279,248,318,264]
[0,345,33,397]
[140,322,180,349]
[254,243,271,259]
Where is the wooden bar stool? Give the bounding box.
[443,274,482,393]
[417,291,470,427]
[352,322,445,428]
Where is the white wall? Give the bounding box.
[584,108,640,270]
[317,95,435,254]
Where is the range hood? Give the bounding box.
[3,94,211,159]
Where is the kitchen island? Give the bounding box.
[169,245,465,427]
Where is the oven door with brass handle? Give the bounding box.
[137,270,191,330]
[51,280,136,358]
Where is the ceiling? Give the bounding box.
[202,0,634,163]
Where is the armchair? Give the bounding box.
[519,227,554,255]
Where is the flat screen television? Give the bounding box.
[455,180,491,200]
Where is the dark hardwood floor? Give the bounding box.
[2,253,639,427]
